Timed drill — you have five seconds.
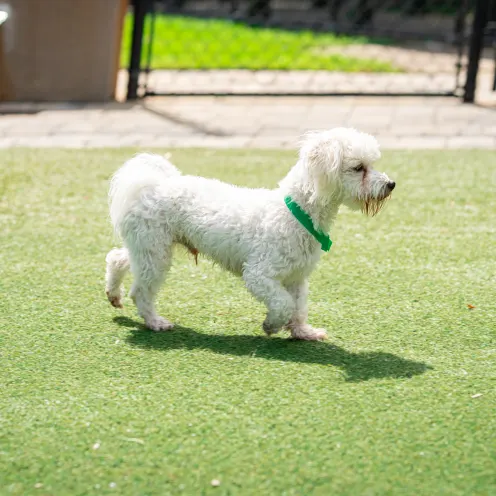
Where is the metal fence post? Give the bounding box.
[463,0,490,103]
[127,0,150,100]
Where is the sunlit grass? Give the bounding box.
[120,15,398,72]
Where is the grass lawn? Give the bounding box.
[1,148,495,495]
[120,15,397,72]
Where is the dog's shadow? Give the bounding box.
[115,316,432,383]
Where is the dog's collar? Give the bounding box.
[284,196,332,252]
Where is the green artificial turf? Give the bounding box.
[120,15,397,72]
[1,148,495,495]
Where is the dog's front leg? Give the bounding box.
[285,280,327,341]
[243,270,294,336]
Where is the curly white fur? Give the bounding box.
[105,128,395,340]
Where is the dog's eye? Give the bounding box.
[354,164,365,172]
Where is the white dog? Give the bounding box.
[105,128,395,340]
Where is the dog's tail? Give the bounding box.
[109,153,181,236]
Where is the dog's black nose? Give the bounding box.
[388,181,396,191]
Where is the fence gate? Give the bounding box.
[126,0,493,101]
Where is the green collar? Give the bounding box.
[284,196,332,252]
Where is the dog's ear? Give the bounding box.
[300,131,343,183]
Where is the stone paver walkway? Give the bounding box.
[0,95,494,149]
[128,51,495,98]
[138,70,459,96]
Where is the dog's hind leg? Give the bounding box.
[105,247,130,308]
[126,226,174,332]
[285,280,327,341]
[243,269,295,336]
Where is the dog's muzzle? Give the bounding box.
[362,180,395,216]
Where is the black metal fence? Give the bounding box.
[126,0,495,101]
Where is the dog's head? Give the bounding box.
[299,128,395,215]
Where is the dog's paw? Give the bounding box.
[290,325,327,341]
[145,316,174,332]
[106,291,123,309]
[307,328,328,341]
[263,320,282,336]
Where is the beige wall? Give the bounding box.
[0,0,127,102]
